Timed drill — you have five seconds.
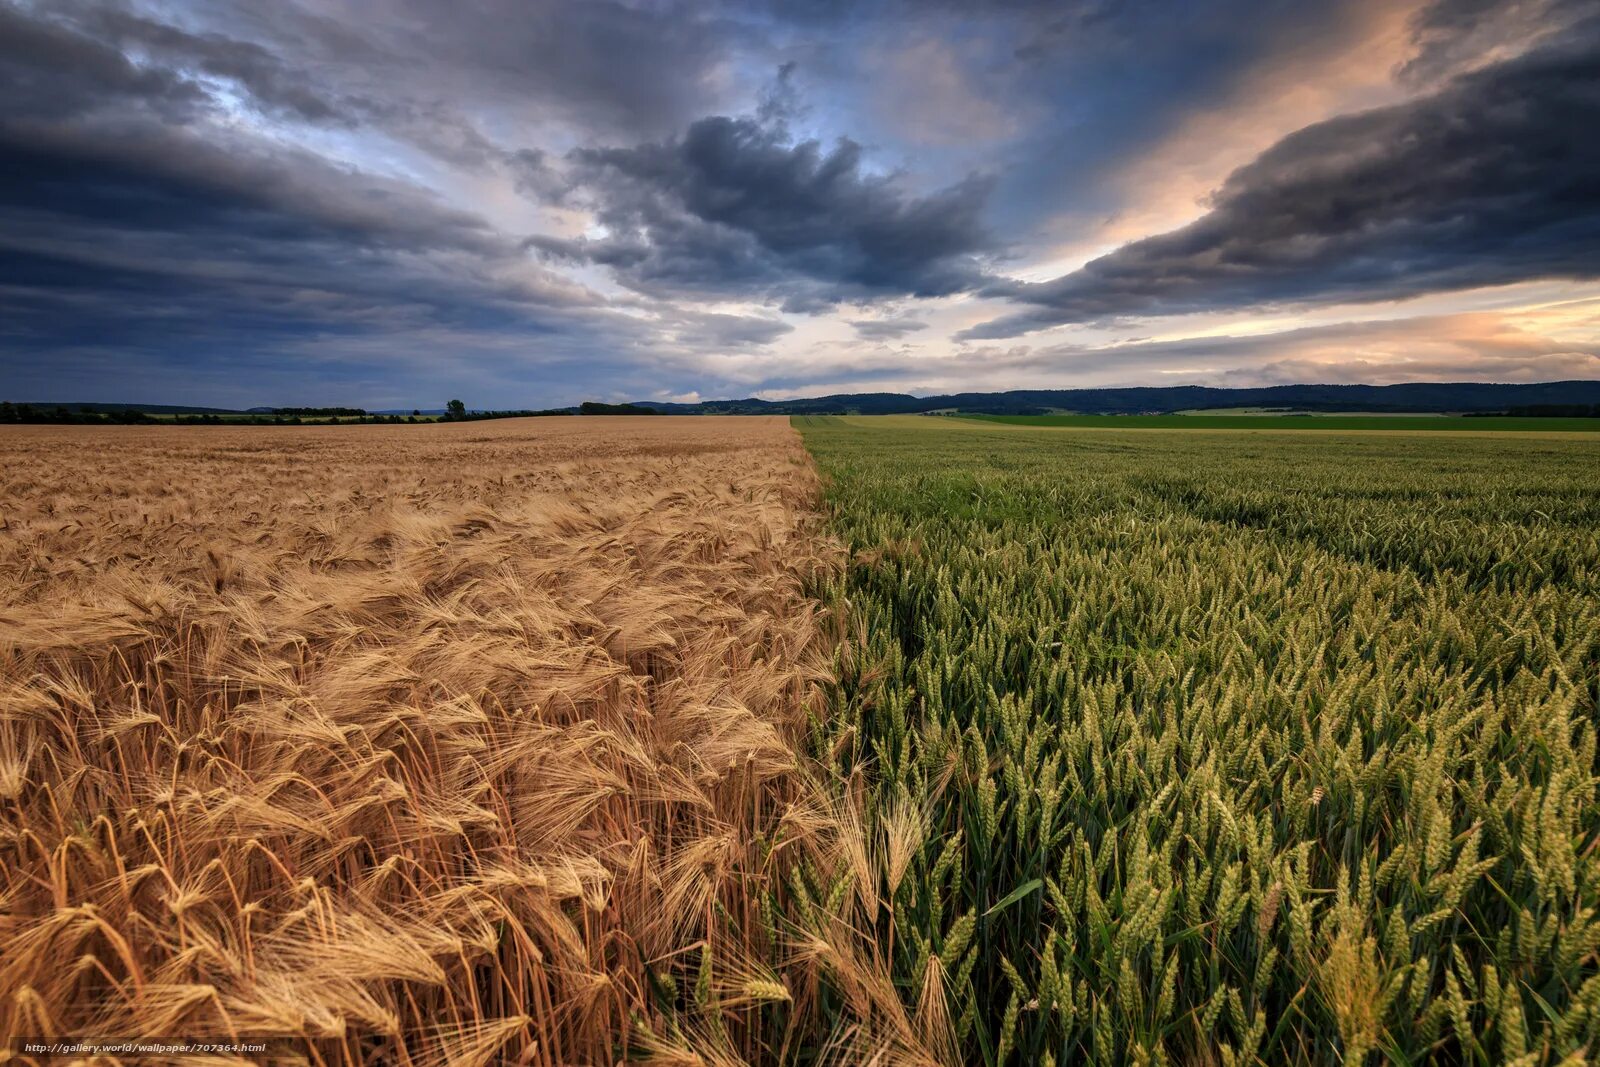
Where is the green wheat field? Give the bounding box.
[792,414,1600,1066]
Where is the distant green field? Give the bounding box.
[1169,407,1453,417]
[960,412,1600,431]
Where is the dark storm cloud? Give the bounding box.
[535,116,995,310]
[0,114,535,350]
[962,12,1600,339]
[0,1,621,387]
[2,124,500,257]
[0,5,502,252]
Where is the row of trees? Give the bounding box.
[1493,403,1600,417]
[0,403,153,424]
[435,399,660,420]
[437,399,575,422]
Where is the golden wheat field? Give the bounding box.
[0,417,930,1067]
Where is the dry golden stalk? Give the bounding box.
[0,416,910,1064]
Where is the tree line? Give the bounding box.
[0,403,433,426]
[2,399,665,425]
[1471,403,1600,418]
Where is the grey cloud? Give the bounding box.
[667,311,795,348]
[962,12,1600,339]
[687,307,1600,397]
[509,149,577,205]
[0,3,203,122]
[757,61,807,126]
[56,2,345,122]
[2,120,503,262]
[950,313,1600,389]
[202,0,745,140]
[850,316,929,340]
[1400,0,1592,84]
[27,0,754,176]
[545,115,994,309]
[1226,351,1600,387]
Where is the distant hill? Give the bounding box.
[633,381,1600,416]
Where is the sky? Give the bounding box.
[1,0,1597,409]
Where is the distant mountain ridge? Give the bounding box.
[632,381,1600,415]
